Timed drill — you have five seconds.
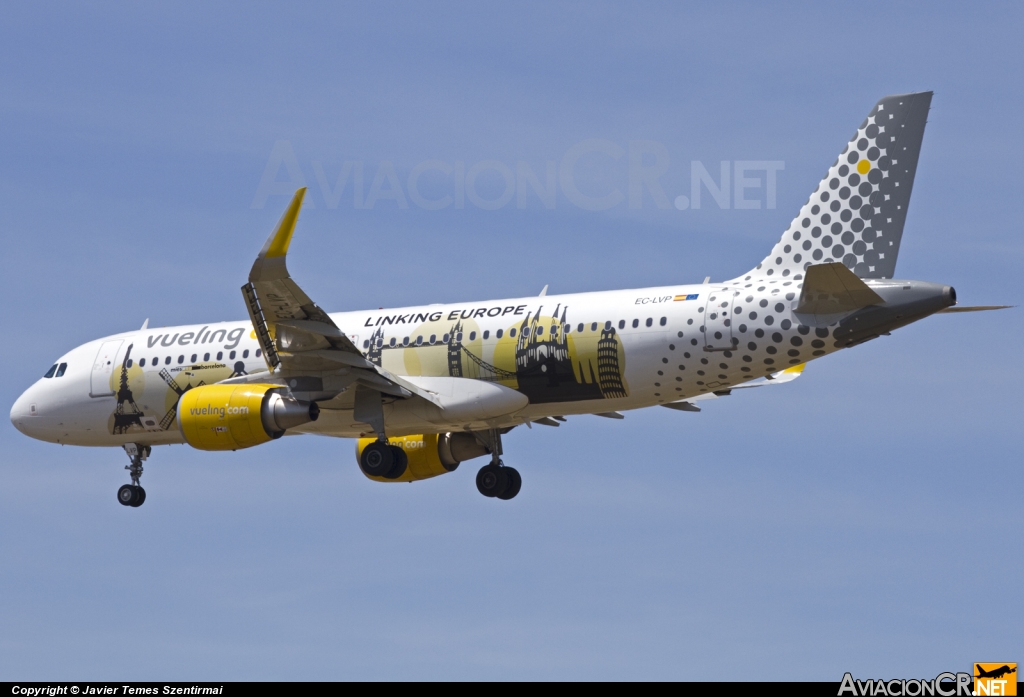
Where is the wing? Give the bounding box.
[241,188,439,406]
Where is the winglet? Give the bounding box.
[249,188,306,282]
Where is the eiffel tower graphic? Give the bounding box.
[112,344,145,435]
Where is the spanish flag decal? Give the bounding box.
[674,294,699,301]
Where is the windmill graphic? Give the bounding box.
[112,344,145,435]
[158,368,205,430]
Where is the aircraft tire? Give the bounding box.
[131,487,146,507]
[360,441,394,478]
[496,467,521,500]
[384,446,408,479]
[476,464,509,498]
[117,484,136,507]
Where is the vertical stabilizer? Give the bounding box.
[747,92,932,281]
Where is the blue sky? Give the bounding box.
[1,2,1021,680]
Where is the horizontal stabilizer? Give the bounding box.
[661,401,700,412]
[796,263,883,315]
[936,305,1013,313]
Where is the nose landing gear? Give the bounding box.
[474,429,521,500]
[118,443,150,508]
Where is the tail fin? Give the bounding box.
[748,92,932,281]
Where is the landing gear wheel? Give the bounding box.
[117,484,145,507]
[384,445,408,479]
[496,467,521,500]
[476,464,510,498]
[118,484,135,506]
[360,441,395,478]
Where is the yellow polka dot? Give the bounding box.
[857,159,870,175]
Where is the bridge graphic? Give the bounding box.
[362,305,627,403]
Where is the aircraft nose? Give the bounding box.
[10,386,39,435]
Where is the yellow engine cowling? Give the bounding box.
[356,432,489,483]
[177,384,319,451]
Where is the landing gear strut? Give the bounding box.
[474,429,521,500]
[118,443,150,507]
[354,387,409,479]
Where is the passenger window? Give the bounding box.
[618,320,625,329]
[229,351,236,359]
[216,352,223,361]
[152,357,158,366]
[509,328,517,338]
[416,336,423,345]
[604,321,611,330]
[165,356,172,365]
[178,355,184,364]
[456,333,463,341]
[482,331,489,340]
[443,334,450,342]
[255,349,261,358]
[646,318,653,327]
[430,334,437,344]
[523,328,531,338]
[125,360,132,369]
[243,349,249,358]
[402,337,409,346]
[43,364,58,378]
[496,329,503,339]
[191,354,197,363]
[139,358,146,367]
[632,319,639,328]
[56,362,68,377]
[204,353,211,361]
[469,331,476,341]
[591,322,598,331]
[363,340,369,348]
[660,317,667,326]
[534,327,542,336]
[389,338,396,347]
[577,323,584,333]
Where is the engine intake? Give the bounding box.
[178,384,318,451]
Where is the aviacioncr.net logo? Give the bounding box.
[839,672,973,697]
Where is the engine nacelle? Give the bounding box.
[356,432,489,483]
[177,384,319,451]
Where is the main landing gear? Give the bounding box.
[118,443,150,507]
[359,439,409,480]
[474,429,521,501]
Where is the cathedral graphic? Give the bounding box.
[364,304,628,404]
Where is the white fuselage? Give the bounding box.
[10,277,836,447]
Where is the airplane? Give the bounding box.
[975,665,1017,680]
[10,91,1009,507]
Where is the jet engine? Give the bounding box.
[356,432,489,483]
[177,384,319,451]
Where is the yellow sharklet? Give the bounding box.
[263,187,306,259]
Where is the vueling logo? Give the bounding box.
[189,404,249,418]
